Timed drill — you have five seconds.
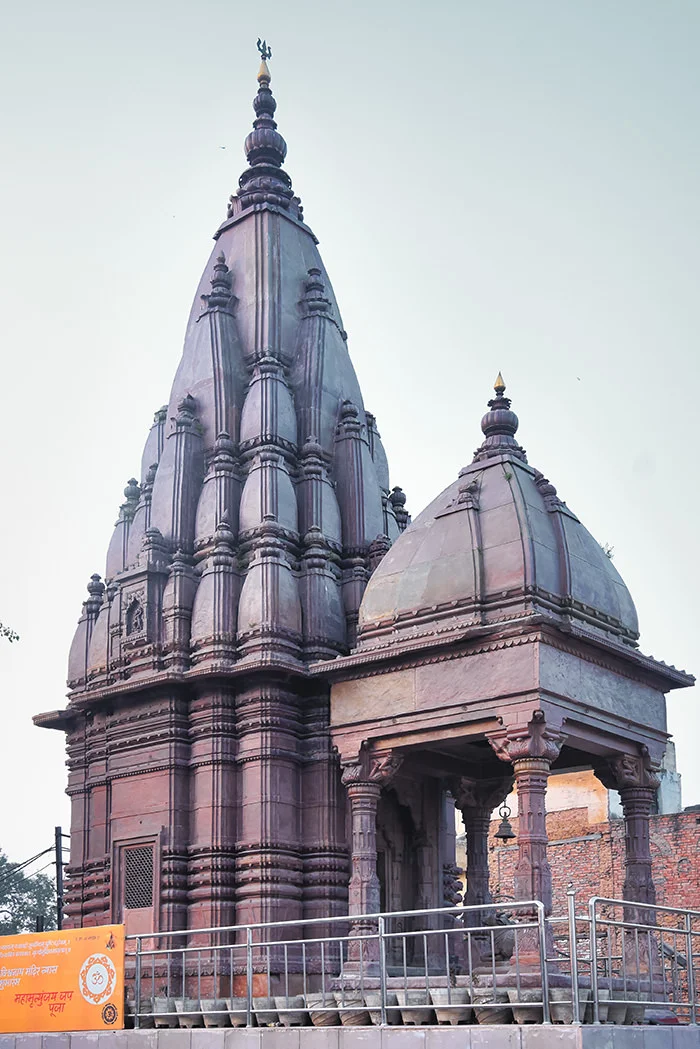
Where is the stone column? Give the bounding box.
[488,713,565,911]
[452,775,513,953]
[487,712,565,963]
[595,749,661,985]
[341,745,403,968]
[605,751,660,919]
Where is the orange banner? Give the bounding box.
[0,925,125,1033]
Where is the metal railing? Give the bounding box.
[127,900,550,1028]
[588,896,700,1025]
[125,893,699,1028]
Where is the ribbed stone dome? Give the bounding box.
[358,378,638,649]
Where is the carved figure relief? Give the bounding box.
[125,596,145,637]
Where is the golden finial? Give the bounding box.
[494,371,506,396]
[257,38,272,82]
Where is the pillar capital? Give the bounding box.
[486,711,566,767]
[450,774,513,814]
[601,748,661,792]
[341,742,403,789]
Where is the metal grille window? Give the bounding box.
[123,845,154,910]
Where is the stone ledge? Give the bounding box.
[2,1029,700,1049]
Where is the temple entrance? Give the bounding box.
[376,786,438,967]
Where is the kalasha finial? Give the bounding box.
[472,375,527,464]
[225,42,297,216]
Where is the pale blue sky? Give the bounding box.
[1,1,698,864]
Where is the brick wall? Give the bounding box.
[483,807,700,915]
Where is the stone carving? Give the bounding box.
[341,743,403,787]
[389,487,410,531]
[533,470,564,512]
[442,863,464,907]
[201,252,235,311]
[486,711,566,765]
[608,749,661,790]
[451,776,513,814]
[458,478,480,508]
[125,595,145,637]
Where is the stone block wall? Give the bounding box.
[3,1027,700,1049]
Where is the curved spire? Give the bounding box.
[473,373,527,463]
[237,42,295,211]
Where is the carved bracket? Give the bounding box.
[341,741,403,788]
[597,746,661,792]
[486,711,566,766]
[450,775,514,813]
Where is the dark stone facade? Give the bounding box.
[35,56,410,937]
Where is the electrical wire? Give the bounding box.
[0,847,54,889]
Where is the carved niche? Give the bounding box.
[124,589,146,640]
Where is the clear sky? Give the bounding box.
[0,0,698,866]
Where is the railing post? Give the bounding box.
[566,884,581,1024]
[589,897,600,1024]
[378,916,387,1026]
[134,937,142,1030]
[686,912,697,1026]
[246,926,253,1028]
[537,901,551,1023]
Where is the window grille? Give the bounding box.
[123,845,154,910]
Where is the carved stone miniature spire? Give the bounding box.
[389,486,410,532]
[473,373,527,464]
[86,574,106,616]
[237,41,295,211]
[201,253,234,310]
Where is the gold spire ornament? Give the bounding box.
[257,38,272,82]
[494,371,506,396]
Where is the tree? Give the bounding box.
[0,622,19,642]
[0,849,57,934]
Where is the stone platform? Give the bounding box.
[3,1028,700,1049]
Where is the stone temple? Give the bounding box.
[35,53,693,951]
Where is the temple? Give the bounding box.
[36,52,693,955]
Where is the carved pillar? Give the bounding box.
[598,750,660,923]
[452,776,513,944]
[488,713,565,914]
[487,712,565,965]
[340,744,403,967]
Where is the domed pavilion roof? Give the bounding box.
[357,375,638,651]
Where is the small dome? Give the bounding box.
[358,378,638,649]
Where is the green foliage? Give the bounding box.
[0,849,57,934]
[0,622,19,642]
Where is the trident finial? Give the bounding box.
[257,38,272,62]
